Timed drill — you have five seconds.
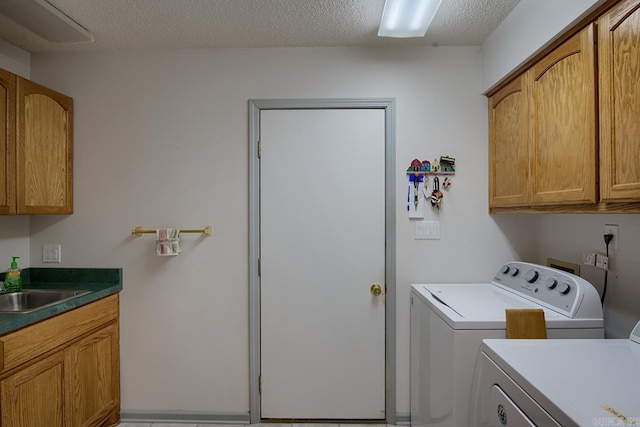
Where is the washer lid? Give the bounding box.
[481,339,640,426]
[424,284,549,317]
[413,284,564,329]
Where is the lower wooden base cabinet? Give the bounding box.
[72,323,119,427]
[1,351,69,427]
[0,294,120,427]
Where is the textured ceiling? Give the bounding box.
[0,0,520,53]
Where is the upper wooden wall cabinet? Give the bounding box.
[488,0,640,213]
[0,68,73,215]
[530,25,597,206]
[489,25,597,210]
[599,0,640,201]
[489,72,530,207]
[0,69,16,215]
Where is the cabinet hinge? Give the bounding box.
[259,375,262,394]
[258,258,261,277]
[258,140,261,158]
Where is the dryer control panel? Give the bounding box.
[492,261,597,319]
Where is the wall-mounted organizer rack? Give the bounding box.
[405,156,456,175]
[131,226,213,237]
[406,156,456,217]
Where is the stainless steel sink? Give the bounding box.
[0,289,91,313]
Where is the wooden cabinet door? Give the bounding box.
[0,69,16,214]
[16,77,73,214]
[599,0,640,201]
[530,24,597,205]
[0,351,72,427]
[70,322,120,427]
[489,72,530,207]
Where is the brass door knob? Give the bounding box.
[370,283,383,296]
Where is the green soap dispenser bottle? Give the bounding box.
[5,256,22,292]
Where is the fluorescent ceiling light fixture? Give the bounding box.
[0,0,93,43]
[378,0,443,38]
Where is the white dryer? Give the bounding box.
[469,321,640,426]
[410,261,604,427]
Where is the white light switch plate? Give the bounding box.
[415,221,440,240]
[43,244,62,263]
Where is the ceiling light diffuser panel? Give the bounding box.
[378,0,443,38]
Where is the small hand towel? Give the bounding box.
[156,240,182,256]
[156,228,180,241]
[155,228,181,256]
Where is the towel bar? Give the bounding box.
[131,226,213,237]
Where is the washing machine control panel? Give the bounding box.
[493,262,582,317]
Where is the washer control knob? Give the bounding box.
[510,267,519,276]
[501,265,510,274]
[525,270,539,283]
[546,278,558,289]
[558,283,571,295]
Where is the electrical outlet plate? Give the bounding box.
[582,252,596,266]
[43,244,61,263]
[596,254,609,270]
[604,224,619,250]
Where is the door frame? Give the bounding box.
[248,98,396,424]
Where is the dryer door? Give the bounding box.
[490,385,535,426]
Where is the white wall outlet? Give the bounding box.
[582,252,596,266]
[43,244,62,263]
[604,224,619,250]
[596,254,609,270]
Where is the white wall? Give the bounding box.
[535,215,640,339]
[0,217,29,267]
[0,39,29,78]
[27,46,535,416]
[481,0,603,91]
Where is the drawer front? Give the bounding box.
[0,294,119,374]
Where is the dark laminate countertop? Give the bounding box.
[0,267,122,335]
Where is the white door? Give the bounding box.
[260,108,386,420]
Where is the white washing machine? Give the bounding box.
[469,321,640,426]
[410,261,604,427]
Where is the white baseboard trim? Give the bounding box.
[120,410,250,424]
[121,410,409,425]
[395,412,410,425]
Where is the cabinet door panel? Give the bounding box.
[17,77,73,214]
[0,69,15,214]
[1,351,71,427]
[530,25,597,205]
[599,0,640,201]
[489,73,530,207]
[71,322,120,427]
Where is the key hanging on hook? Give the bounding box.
[431,176,443,208]
[413,174,420,211]
[422,175,430,199]
[442,176,452,190]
